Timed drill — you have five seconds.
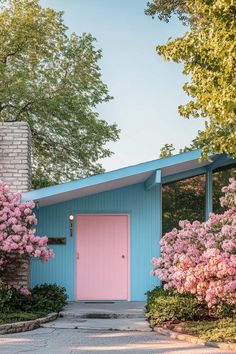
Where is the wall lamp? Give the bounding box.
[69,213,74,237]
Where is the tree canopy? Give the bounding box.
[0,0,119,188]
[145,0,188,23]
[159,143,175,158]
[146,0,236,160]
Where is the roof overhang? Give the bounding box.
[22,150,235,207]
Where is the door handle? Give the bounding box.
[76,252,79,260]
[121,255,125,258]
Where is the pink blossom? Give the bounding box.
[12,235,21,243]
[19,287,31,296]
[25,245,34,254]
[0,180,54,291]
[152,178,236,308]
[34,249,41,257]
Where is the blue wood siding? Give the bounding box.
[31,182,161,301]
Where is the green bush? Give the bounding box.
[210,303,235,319]
[146,287,208,325]
[30,283,68,313]
[0,283,31,313]
[0,282,67,315]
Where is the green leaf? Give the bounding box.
[0,0,120,188]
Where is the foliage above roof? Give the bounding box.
[146,0,236,160]
[0,0,119,189]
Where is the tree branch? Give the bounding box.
[14,101,34,120]
[0,103,16,112]
[2,46,22,64]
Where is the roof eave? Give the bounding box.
[22,149,203,203]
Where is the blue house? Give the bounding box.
[22,150,235,301]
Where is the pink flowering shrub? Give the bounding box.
[152,178,236,309]
[0,180,54,283]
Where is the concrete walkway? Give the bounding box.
[0,302,232,354]
[60,301,146,319]
[48,301,149,332]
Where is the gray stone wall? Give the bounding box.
[0,121,32,193]
[0,121,32,288]
[2,256,29,289]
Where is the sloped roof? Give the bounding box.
[22,150,235,206]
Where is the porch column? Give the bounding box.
[157,181,162,253]
[205,168,213,220]
[144,169,162,252]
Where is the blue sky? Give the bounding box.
[40,0,205,171]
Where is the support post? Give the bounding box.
[157,181,162,254]
[145,170,161,191]
[205,168,213,220]
[156,180,162,287]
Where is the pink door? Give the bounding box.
[76,214,129,300]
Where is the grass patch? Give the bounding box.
[0,283,67,325]
[146,287,236,343]
[0,311,48,325]
[182,318,236,343]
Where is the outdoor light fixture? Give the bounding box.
[69,213,74,237]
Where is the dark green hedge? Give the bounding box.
[0,283,68,314]
[146,287,207,325]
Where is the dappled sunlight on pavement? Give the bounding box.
[92,332,135,338]
[69,331,230,354]
[0,328,231,354]
[0,337,32,344]
[70,343,209,352]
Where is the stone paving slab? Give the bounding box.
[60,301,146,319]
[42,317,151,332]
[0,302,231,353]
[154,325,236,353]
[0,327,231,354]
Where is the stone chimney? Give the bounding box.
[0,121,32,288]
[0,121,31,192]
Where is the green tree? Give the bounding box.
[159,143,175,158]
[0,0,119,188]
[145,0,188,23]
[146,0,236,160]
